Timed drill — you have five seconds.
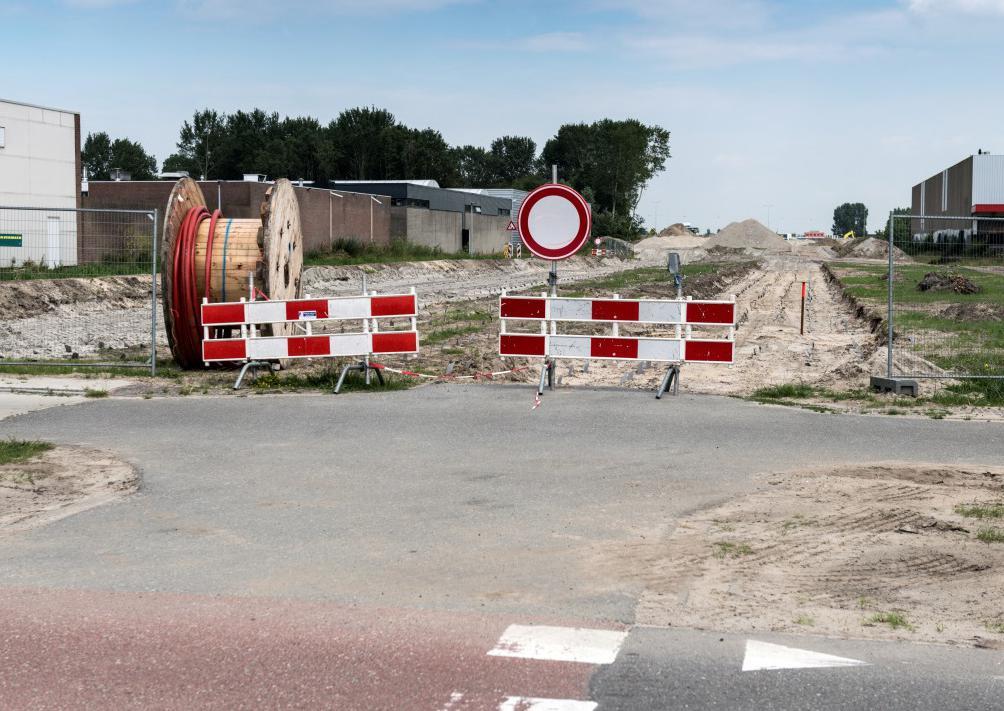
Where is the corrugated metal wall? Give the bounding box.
[973,154,1004,209]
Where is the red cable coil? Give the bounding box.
[171,207,223,368]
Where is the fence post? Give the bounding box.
[150,209,159,376]
[887,209,895,379]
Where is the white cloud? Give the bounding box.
[62,0,137,7]
[906,0,1004,14]
[178,0,470,19]
[592,0,770,30]
[518,32,589,53]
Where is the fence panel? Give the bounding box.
[888,213,1004,399]
[0,206,159,373]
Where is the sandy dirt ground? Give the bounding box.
[0,446,138,533]
[601,462,1004,647]
[562,254,877,395]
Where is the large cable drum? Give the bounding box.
[161,177,303,369]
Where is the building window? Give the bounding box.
[391,197,430,208]
[498,208,511,217]
[0,126,5,148]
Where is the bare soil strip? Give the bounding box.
[0,446,138,533]
[612,463,1004,647]
[564,254,878,395]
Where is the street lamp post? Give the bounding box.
[763,203,775,231]
[329,191,343,251]
[370,196,383,243]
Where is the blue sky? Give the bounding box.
[4,0,1004,233]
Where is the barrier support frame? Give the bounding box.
[334,360,385,394]
[655,364,681,399]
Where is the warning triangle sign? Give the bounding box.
[506,221,517,231]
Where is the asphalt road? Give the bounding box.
[2,385,1003,709]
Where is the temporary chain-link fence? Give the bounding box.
[0,206,159,373]
[888,213,1004,399]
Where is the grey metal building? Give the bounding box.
[911,153,1004,243]
[331,180,513,254]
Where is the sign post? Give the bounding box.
[516,166,592,393]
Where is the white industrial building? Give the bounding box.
[0,98,81,266]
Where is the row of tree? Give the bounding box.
[81,106,671,239]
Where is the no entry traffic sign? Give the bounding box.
[518,183,592,260]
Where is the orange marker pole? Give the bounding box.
[800,281,807,335]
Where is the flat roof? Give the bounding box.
[0,97,78,115]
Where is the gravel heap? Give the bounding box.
[706,219,790,253]
[845,237,910,260]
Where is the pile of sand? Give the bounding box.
[706,219,790,253]
[844,237,910,260]
[658,223,692,238]
[634,233,705,260]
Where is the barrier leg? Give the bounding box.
[547,360,556,391]
[537,362,548,396]
[233,361,270,390]
[656,365,680,400]
[335,362,364,394]
[373,366,385,386]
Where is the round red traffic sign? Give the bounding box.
[518,183,592,260]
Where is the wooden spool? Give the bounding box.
[161,177,303,369]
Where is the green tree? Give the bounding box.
[82,132,112,180]
[832,202,869,236]
[386,126,458,185]
[163,109,226,178]
[541,119,671,239]
[83,132,157,180]
[330,106,398,180]
[489,135,537,185]
[882,207,912,248]
[452,145,496,186]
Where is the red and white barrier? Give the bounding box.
[498,334,733,363]
[498,293,735,364]
[201,289,419,365]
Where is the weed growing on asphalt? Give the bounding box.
[0,439,52,466]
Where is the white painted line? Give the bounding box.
[439,690,464,710]
[742,640,869,672]
[488,625,627,665]
[499,697,597,711]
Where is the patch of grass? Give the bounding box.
[424,325,483,345]
[857,596,874,609]
[712,541,753,559]
[751,383,816,400]
[0,261,151,280]
[0,361,180,379]
[0,439,53,465]
[955,503,1004,519]
[440,308,491,324]
[976,527,1004,544]
[305,238,504,266]
[250,366,417,393]
[865,611,914,631]
[885,408,905,415]
[793,615,815,626]
[781,515,816,534]
[84,388,109,398]
[985,620,1004,634]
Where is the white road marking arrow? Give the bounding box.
[742,640,869,672]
